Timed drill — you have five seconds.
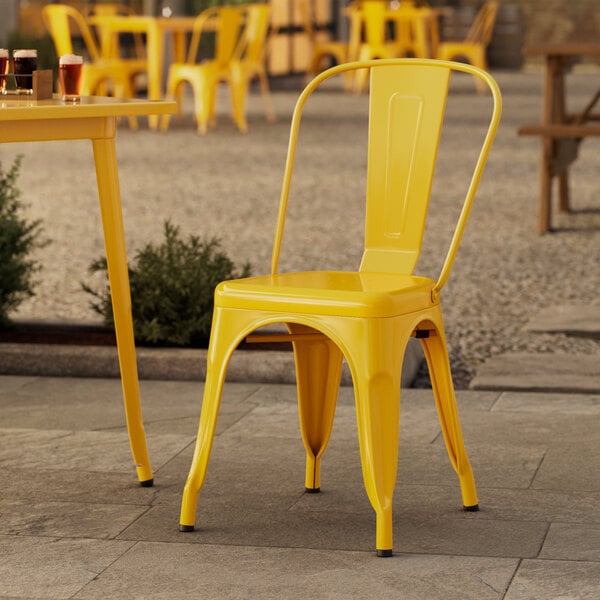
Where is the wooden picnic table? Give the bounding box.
[518,43,600,233]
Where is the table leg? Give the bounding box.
[92,134,154,486]
[539,144,552,234]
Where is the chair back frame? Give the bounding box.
[186,6,245,69]
[42,4,102,61]
[232,4,271,63]
[465,1,499,46]
[270,59,502,298]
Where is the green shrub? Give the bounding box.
[83,221,251,347]
[0,156,46,326]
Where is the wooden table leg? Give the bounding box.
[539,143,552,233]
[92,129,153,486]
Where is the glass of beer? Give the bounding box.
[0,48,9,94]
[58,54,83,102]
[12,49,37,95]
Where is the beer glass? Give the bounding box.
[12,49,37,95]
[0,48,9,94]
[58,54,83,102]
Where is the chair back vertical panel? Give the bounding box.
[360,64,450,275]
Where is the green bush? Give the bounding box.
[83,221,251,347]
[0,156,46,326]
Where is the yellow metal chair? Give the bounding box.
[226,3,275,133]
[160,6,245,134]
[436,1,498,92]
[42,4,144,127]
[178,59,502,556]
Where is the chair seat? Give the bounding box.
[216,271,435,317]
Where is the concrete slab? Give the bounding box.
[0,536,135,599]
[523,304,600,338]
[505,560,600,600]
[469,353,600,394]
[540,523,600,561]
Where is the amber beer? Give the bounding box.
[58,54,83,102]
[13,49,37,94]
[0,48,8,94]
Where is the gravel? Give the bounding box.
[1,67,598,388]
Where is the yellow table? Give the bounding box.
[0,95,176,485]
[88,16,198,129]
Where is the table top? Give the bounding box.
[88,15,198,33]
[0,95,176,121]
[523,43,600,58]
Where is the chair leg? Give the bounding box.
[179,320,239,531]
[191,77,212,135]
[347,321,406,556]
[289,325,343,492]
[258,71,276,124]
[420,325,478,511]
[228,65,249,133]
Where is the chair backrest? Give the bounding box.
[465,1,499,46]
[233,4,271,63]
[187,6,245,69]
[42,4,101,61]
[271,59,502,295]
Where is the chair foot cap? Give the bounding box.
[140,478,154,488]
[179,524,195,532]
[377,549,393,558]
[304,487,321,494]
[464,504,479,512]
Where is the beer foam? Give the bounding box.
[59,54,83,65]
[0,48,8,58]
[13,49,37,58]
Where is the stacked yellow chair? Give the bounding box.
[161,4,274,134]
[178,59,502,557]
[161,6,245,134]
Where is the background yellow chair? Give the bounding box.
[42,4,144,127]
[300,0,359,89]
[226,3,275,133]
[85,3,147,64]
[436,1,499,92]
[161,6,244,134]
[352,0,402,92]
[178,58,502,557]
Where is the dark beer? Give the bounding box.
[0,49,8,94]
[58,54,83,101]
[12,49,37,94]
